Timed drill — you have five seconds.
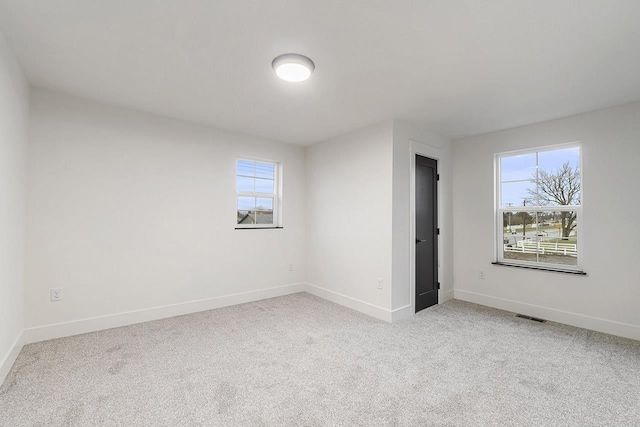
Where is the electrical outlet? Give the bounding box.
[377,278,383,289]
[479,271,485,280]
[50,288,63,302]
[288,263,294,271]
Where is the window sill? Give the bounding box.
[491,262,586,276]
[234,227,284,230]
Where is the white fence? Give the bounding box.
[504,240,577,257]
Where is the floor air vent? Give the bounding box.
[515,314,546,323]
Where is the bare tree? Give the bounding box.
[528,162,580,238]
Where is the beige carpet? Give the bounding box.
[1,292,639,426]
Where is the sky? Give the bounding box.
[237,160,275,212]
[500,146,580,208]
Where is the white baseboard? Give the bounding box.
[391,305,412,322]
[390,289,455,322]
[0,331,24,387]
[19,282,457,349]
[305,283,393,322]
[23,283,307,344]
[454,289,640,341]
[440,289,454,303]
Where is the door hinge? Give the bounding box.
[437,174,440,181]
[437,282,440,290]
[437,228,440,235]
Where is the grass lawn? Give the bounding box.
[548,237,577,244]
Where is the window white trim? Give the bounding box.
[494,142,583,272]
[235,157,282,229]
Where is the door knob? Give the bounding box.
[416,238,427,244]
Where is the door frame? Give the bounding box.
[409,140,445,314]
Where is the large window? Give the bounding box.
[496,144,582,271]
[236,158,280,228]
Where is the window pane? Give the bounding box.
[501,211,536,243]
[255,178,274,194]
[538,147,579,173]
[237,196,255,224]
[236,159,279,227]
[501,153,536,182]
[237,160,255,177]
[536,210,578,266]
[501,180,535,207]
[501,211,518,243]
[237,176,254,192]
[502,211,538,263]
[255,211,274,225]
[255,198,274,224]
[543,210,578,265]
[502,211,578,266]
[237,213,255,224]
[537,148,581,206]
[255,163,275,179]
[237,196,255,211]
[256,197,273,210]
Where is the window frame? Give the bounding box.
[235,157,282,229]
[494,142,583,273]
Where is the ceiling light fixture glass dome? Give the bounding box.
[272,54,315,82]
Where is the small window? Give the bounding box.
[236,158,280,228]
[496,144,582,271]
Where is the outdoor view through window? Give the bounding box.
[236,159,277,227]
[497,144,581,270]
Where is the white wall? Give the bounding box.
[305,122,394,319]
[24,89,306,337]
[392,121,453,319]
[452,102,640,340]
[0,32,29,381]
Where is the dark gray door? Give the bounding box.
[415,155,438,312]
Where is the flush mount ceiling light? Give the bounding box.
[272,53,315,82]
